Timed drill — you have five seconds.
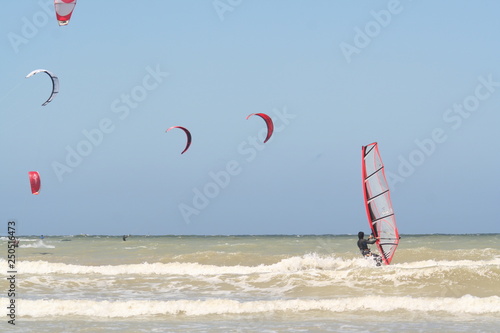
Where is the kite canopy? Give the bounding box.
[25,69,59,106]
[54,0,77,26]
[28,171,41,195]
[246,113,274,143]
[166,126,192,154]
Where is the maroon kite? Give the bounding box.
[166,126,192,154]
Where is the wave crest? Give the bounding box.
[2,295,498,318]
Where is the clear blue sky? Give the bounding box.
[1,1,499,236]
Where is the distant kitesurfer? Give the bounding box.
[357,231,382,266]
[123,235,128,241]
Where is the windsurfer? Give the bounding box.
[357,232,382,265]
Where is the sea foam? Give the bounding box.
[2,295,498,318]
[1,255,498,278]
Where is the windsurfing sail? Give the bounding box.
[361,142,400,265]
[25,69,59,106]
[54,0,77,26]
[28,171,41,195]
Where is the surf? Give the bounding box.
[3,295,498,318]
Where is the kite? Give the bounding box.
[28,171,41,195]
[246,113,274,143]
[54,0,77,26]
[25,69,59,106]
[166,126,192,154]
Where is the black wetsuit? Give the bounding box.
[357,238,376,256]
[357,237,382,265]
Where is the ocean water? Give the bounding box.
[1,234,499,332]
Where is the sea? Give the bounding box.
[0,234,499,332]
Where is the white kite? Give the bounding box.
[25,69,59,106]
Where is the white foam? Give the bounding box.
[0,254,334,276]
[393,257,500,269]
[123,246,147,250]
[18,240,55,249]
[2,295,498,318]
[2,254,498,278]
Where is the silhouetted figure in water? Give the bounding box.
[123,235,128,241]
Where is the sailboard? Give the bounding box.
[361,142,400,265]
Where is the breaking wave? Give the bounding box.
[2,295,498,318]
[3,255,498,276]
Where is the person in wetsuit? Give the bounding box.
[357,231,382,266]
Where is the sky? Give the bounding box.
[1,0,499,236]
